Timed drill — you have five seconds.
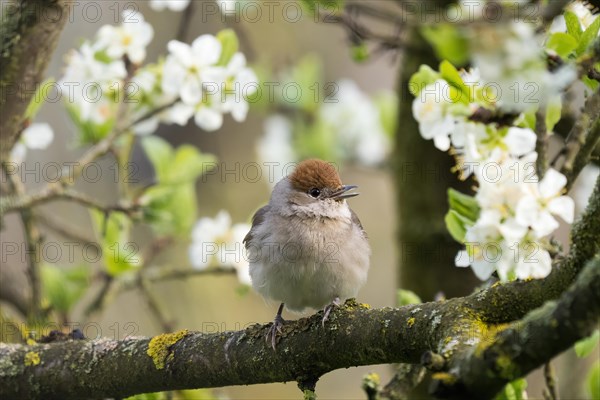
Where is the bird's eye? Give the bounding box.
[308,188,321,198]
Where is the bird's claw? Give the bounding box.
[266,313,285,350]
[321,297,341,327]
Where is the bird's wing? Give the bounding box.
[243,205,270,245]
[350,208,367,239]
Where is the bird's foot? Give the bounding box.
[322,297,341,327]
[266,303,285,350]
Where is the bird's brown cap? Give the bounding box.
[289,159,342,192]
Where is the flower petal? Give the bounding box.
[539,168,567,199]
[471,259,496,280]
[455,250,471,267]
[22,123,54,149]
[191,35,222,66]
[504,127,536,156]
[167,40,192,66]
[531,211,559,237]
[529,249,552,279]
[547,195,575,224]
[167,102,194,125]
[195,107,223,131]
[499,218,528,243]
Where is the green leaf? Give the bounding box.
[421,24,469,66]
[397,289,422,306]
[576,16,600,56]
[545,96,562,133]
[439,60,469,104]
[294,117,337,161]
[142,183,198,236]
[351,43,369,63]
[165,183,198,234]
[290,54,323,113]
[141,136,175,182]
[216,29,239,66]
[546,32,578,58]
[140,137,216,236]
[409,65,440,96]
[25,78,56,120]
[575,330,599,358]
[564,10,582,40]
[374,92,398,139]
[494,378,528,400]
[168,145,216,184]
[524,110,536,131]
[91,210,140,276]
[587,361,600,400]
[66,104,116,144]
[41,264,90,313]
[448,188,480,223]
[583,75,600,90]
[445,209,472,243]
[94,50,114,64]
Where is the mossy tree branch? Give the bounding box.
[1,176,598,400]
[432,255,600,399]
[0,254,597,400]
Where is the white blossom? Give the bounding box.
[453,124,537,178]
[149,0,191,11]
[188,211,251,286]
[321,79,391,164]
[96,10,154,64]
[412,79,456,151]
[162,36,224,105]
[218,53,259,122]
[504,127,537,157]
[471,21,575,113]
[166,100,224,131]
[11,123,54,162]
[59,42,126,124]
[230,223,252,286]
[257,115,297,186]
[516,168,575,237]
[129,68,178,135]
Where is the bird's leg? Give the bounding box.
[266,303,285,350]
[322,297,341,327]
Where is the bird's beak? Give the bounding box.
[329,185,359,201]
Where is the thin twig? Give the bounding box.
[36,213,100,250]
[536,108,548,179]
[84,273,114,317]
[138,278,173,332]
[0,99,178,218]
[1,189,140,217]
[566,116,600,190]
[542,362,559,400]
[315,8,405,52]
[144,266,236,283]
[1,162,42,319]
[562,90,600,188]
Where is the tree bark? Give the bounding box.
[1,254,598,400]
[394,0,477,301]
[0,0,71,161]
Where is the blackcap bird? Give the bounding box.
[244,159,370,349]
